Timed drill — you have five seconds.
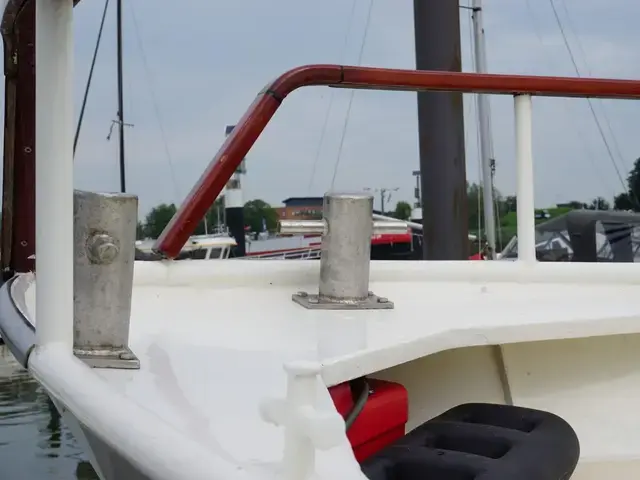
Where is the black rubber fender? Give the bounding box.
[361,403,580,480]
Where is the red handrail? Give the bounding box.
[154,64,640,258]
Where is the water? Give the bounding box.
[0,345,99,479]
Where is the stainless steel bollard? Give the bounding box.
[73,190,140,369]
[279,191,407,310]
[319,192,373,303]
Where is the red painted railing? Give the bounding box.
[154,65,640,258]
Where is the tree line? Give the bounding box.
[137,198,281,239]
[547,156,640,213]
[612,157,640,211]
[137,191,608,243]
[140,158,640,242]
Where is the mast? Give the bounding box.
[471,0,497,257]
[116,0,126,193]
[413,1,469,260]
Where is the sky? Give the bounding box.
[56,0,640,215]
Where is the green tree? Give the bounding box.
[566,200,587,209]
[393,201,412,220]
[143,203,177,239]
[193,197,225,235]
[502,195,517,214]
[587,197,611,210]
[140,197,226,239]
[614,192,635,211]
[467,182,480,229]
[467,183,512,250]
[467,183,504,232]
[613,157,640,211]
[136,221,146,240]
[627,157,640,206]
[243,199,279,233]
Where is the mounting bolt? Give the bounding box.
[377,297,389,304]
[86,233,120,265]
[297,291,308,298]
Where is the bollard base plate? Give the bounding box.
[291,291,394,310]
[74,346,140,369]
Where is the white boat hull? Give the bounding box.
[35,332,640,480]
[52,400,152,480]
[4,260,640,479]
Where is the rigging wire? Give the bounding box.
[548,0,628,193]
[522,0,613,195]
[306,0,358,192]
[465,6,483,253]
[74,0,110,157]
[128,0,181,203]
[478,29,503,250]
[329,0,375,189]
[555,0,628,172]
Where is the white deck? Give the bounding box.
[128,260,640,386]
[18,260,640,479]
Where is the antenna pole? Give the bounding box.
[365,187,398,215]
[471,0,497,257]
[116,0,126,193]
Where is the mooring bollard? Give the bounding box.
[278,192,407,310]
[73,190,139,369]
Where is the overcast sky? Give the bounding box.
[65,0,639,215]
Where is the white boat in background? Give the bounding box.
[134,218,478,263]
[136,225,417,261]
[6,1,640,480]
[136,234,239,260]
[136,230,324,260]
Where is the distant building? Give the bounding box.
[276,198,413,221]
[276,197,323,220]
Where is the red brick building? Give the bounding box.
[276,197,324,220]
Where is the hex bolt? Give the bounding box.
[87,233,120,265]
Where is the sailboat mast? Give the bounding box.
[413,1,468,260]
[116,0,126,193]
[471,0,497,257]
